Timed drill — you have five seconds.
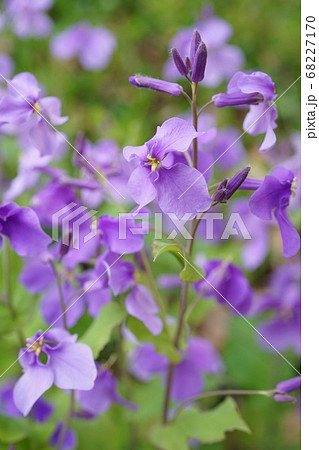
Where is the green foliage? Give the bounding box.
[80,302,126,358]
[152,240,204,282]
[149,397,250,450]
[127,317,182,363]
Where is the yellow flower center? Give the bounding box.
[27,337,44,356]
[146,155,160,172]
[291,177,297,197]
[32,101,41,114]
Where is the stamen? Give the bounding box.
[32,101,41,114]
[146,155,160,172]
[27,337,44,356]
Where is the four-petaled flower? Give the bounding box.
[13,328,97,416]
[124,118,212,219]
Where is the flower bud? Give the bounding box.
[190,30,202,64]
[213,92,264,107]
[171,48,188,76]
[191,42,207,83]
[129,75,183,96]
[273,394,296,403]
[276,376,301,393]
[214,167,251,203]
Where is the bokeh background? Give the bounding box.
[0,0,300,448]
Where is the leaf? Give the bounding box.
[149,397,250,450]
[127,317,182,364]
[152,240,204,283]
[80,302,126,358]
[0,415,29,443]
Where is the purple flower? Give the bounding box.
[252,261,301,355]
[170,337,224,401]
[213,71,278,151]
[129,343,168,382]
[209,127,246,171]
[0,202,51,257]
[0,72,68,155]
[13,328,97,416]
[230,199,270,270]
[50,21,116,71]
[195,260,253,314]
[50,424,77,450]
[3,148,54,202]
[273,376,301,403]
[125,284,163,335]
[164,7,244,87]
[213,166,251,203]
[276,376,301,393]
[129,75,184,96]
[98,214,146,254]
[0,53,14,80]
[76,363,136,415]
[0,379,54,421]
[129,337,224,402]
[248,167,300,258]
[124,118,211,219]
[4,0,53,39]
[73,137,130,208]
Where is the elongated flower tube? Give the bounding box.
[213,71,278,151]
[129,75,183,96]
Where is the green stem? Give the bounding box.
[50,261,67,329]
[3,240,24,347]
[198,99,214,117]
[56,390,75,450]
[139,249,171,337]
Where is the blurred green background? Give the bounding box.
[0,0,300,448]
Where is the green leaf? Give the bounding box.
[152,240,204,283]
[0,415,29,443]
[80,302,126,358]
[149,397,250,450]
[126,317,182,363]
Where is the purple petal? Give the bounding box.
[13,366,54,416]
[127,165,157,209]
[150,118,200,155]
[171,359,203,402]
[125,285,163,335]
[155,163,211,219]
[39,96,68,125]
[50,343,97,390]
[50,423,77,450]
[0,202,51,257]
[276,376,301,393]
[274,207,300,258]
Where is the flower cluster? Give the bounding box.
[0,4,300,449]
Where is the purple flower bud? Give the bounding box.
[129,75,183,96]
[214,166,251,203]
[213,92,264,107]
[276,376,301,393]
[171,48,188,77]
[273,394,296,403]
[213,178,228,203]
[239,177,263,191]
[190,30,202,64]
[185,57,192,73]
[191,42,207,83]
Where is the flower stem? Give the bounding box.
[56,390,75,450]
[139,249,171,337]
[3,240,24,347]
[49,261,67,329]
